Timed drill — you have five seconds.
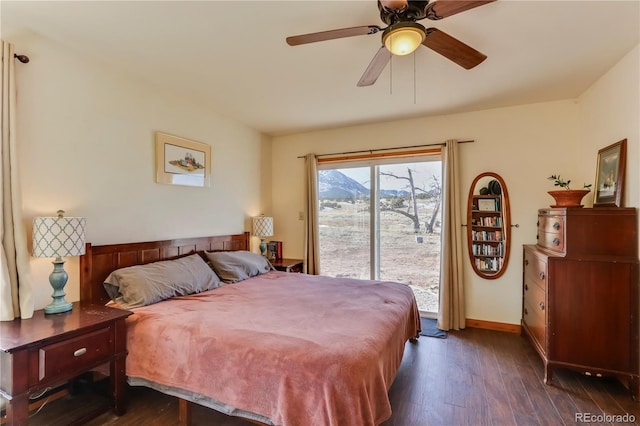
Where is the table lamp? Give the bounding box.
[252,216,273,257]
[32,210,86,314]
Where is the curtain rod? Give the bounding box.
[297,140,474,159]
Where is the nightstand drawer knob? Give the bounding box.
[74,348,87,357]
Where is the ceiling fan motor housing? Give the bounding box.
[378,0,433,25]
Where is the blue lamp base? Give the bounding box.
[44,257,72,314]
[259,238,267,257]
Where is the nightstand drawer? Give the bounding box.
[1,303,131,425]
[271,258,304,273]
[285,263,302,273]
[39,327,112,382]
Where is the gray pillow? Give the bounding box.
[103,254,222,309]
[204,250,272,283]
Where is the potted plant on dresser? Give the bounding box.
[547,175,592,207]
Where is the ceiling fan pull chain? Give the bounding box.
[413,50,417,105]
[389,54,393,95]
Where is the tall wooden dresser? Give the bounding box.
[522,207,639,399]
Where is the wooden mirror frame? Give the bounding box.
[466,172,511,279]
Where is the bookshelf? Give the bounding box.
[466,173,511,279]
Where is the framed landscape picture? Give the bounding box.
[594,139,626,207]
[155,132,211,187]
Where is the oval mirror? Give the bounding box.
[466,172,511,279]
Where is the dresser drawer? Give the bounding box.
[538,214,564,234]
[524,248,548,290]
[39,327,112,382]
[523,281,546,350]
[537,213,566,253]
[537,232,565,253]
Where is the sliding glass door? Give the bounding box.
[317,156,442,314]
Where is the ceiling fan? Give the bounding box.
[286,0,495,87]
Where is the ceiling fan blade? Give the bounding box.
[286,25,382,46]
[422,28,486,69]
[426,0,495,20]
[357,46,392,87]
[379,0,408,11]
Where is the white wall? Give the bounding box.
[576,45,639,240]
[576,43,640,376]
[9,29,638,323]
[11,33,271,310]
[272,100,582,325]
[272,43,639,326]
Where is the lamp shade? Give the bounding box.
[252,216,274,238]
[383,22,426,56]
[33,215,86,258]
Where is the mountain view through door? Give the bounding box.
[317,160,442,314]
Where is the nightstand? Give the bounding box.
[0,302,131,425]
[271,258,304,273]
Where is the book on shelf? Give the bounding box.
[266,242,277,260]
[267,240,282,260]
[472,230,503,241]
[476,216,502,227]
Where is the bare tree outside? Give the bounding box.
[380,168,442,234]
[318,161,442,313]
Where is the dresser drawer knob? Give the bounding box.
[539,302,545,311]
[539,272,545,280]
[524,307,528,315]
[553,238,560,246]
[525,259,529,266]
[74,348,87,357]
[524,284,529,291]
[553,222,560,230]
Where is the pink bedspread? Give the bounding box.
[124,271,420,426]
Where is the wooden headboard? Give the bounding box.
[79,232,250,306]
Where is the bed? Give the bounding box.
[79,232,421,426]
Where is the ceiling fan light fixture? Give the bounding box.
[383,22,426,56]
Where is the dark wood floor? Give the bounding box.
[25,327,639,426]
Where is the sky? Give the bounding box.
[338,161,442,191]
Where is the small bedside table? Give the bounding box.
[0,302,132,425]
[271,258,304,273]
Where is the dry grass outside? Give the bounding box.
[319,201,441,313]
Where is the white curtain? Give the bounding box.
[438,139,465,330]
[304,153,320,275]
[1,40,33,320]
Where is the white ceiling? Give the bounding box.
[2,1,639,136]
